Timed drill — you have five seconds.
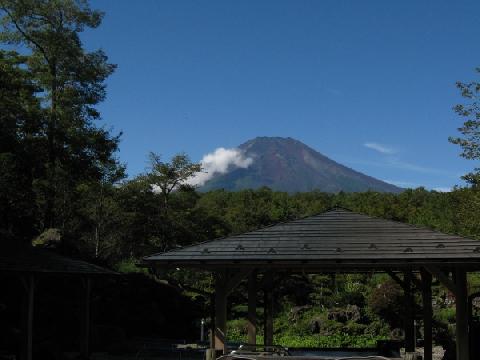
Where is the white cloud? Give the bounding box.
[382,180,453,192]
[188,147,254,186]
[433,187,452,193]
[382,180,423,188]
[344,157,454,177]
[364,142,396,155]
[385,158,451,176]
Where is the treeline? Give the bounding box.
[1,0,480,270]
[14,176,480,268]
[98,184,480,266]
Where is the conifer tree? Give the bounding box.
[0,0,123,233]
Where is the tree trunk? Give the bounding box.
[94,225,99,258]
[45,61,58,229]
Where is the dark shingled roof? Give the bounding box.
[143,208,480,269]
[0,245,117,275]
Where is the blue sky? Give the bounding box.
[82,0,480,190]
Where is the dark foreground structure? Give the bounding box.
[0,244,116,360]
[144,208,480,360]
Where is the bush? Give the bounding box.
[364,320,390,337]
[367,280,404,329]
[344,322,367,336]
[435,307,456,324]
[227,319,248,342]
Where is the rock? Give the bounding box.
[328,310,348,323]
[327,304,361,323]
[404,352,419,360]
[309,318,322,334]
[391,327,405,340]
[289,305,312,322]
[346,304,361,322]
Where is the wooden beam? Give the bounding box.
[263,271,274,347]
[421,268,433,360]
[455,268,469,360]
[20,275,35,360]
[404,271,416,353]
[425,266,457,295]
[209,293,215,349]
[158,278,212,297]
[247,270,257,345]
[214,271,228,353]
[386,270,422,291]
[386,270,407,290]
[80,277,92,359]
[225,269,251,295]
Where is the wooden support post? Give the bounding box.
[214,272,228,354]
[421,268,433,360]
[20,275,35,360]
[455,268,469,360]
[206,293,217,360]
[210,293,215,349]
[210,269,250,356]
[425,266,456,295]
[247,270,257,345]
[263,271,274,347]
[80,277,92,359]
[404,271,416,353]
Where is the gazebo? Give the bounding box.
[0,243,117,360]
[144,208,480,360]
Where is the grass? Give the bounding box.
[227,333,388,348]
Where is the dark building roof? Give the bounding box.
[0,244,117,275]
[144,208,480,270]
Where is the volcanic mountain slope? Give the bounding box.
[200,137,402,193]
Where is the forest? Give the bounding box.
[1,0,480,357]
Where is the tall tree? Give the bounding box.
[74,176,126,260]
[0,0,121,232]
[449,67,480,186]
[0,50,43,242]
[147,152,202,209]
[126,152,203,252]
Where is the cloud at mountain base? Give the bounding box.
[188,147,253,186]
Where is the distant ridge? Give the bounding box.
[200,137,402,193]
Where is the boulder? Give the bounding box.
[327,304,361,323]
[289,305,312,322]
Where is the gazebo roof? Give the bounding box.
[144,208,480,270]
[0,244,117,275]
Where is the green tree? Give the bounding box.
[0,50,43,242]
[449,68,480,186]
[73,163,126,260]
[146,152,202,209]
[0,0,121,232]
[367,279,404,329]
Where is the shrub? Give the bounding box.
[435,307,456,324]
[367,279,404,328]
[227,319,248,340]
